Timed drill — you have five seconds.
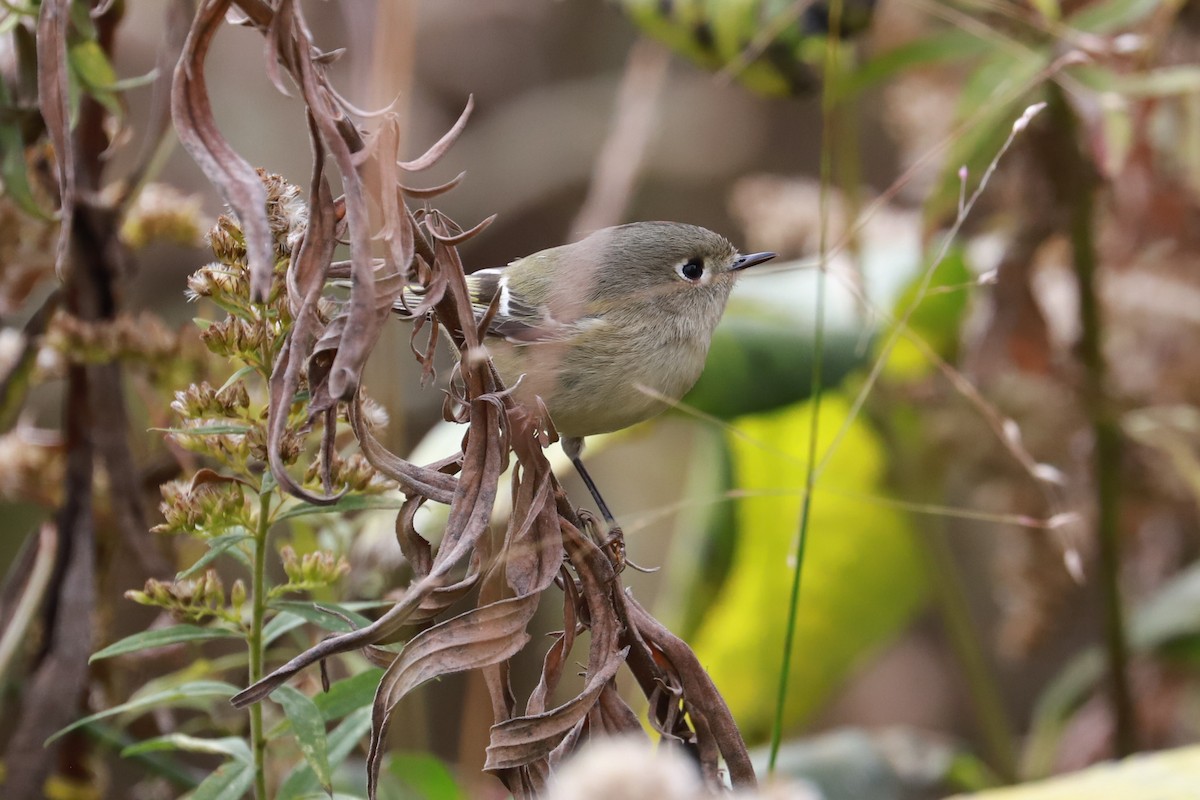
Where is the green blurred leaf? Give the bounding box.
[840,29,984,97]
[386,752,464,800]
[0,62,51,219]
[926,49,1050,226]
[152,423,254,435]
[67,40,117,90]
[1069,0,1162,33]
[1112,66,1200,97]
[275,493,408,523]
[685,304,865,419]
[312,668,385,721]
[276,707,372,800]
[269,668,386,740]
[177,533,254,579]
[274,685,333,794]
[91,624,240,662]
[691,394,927,738]
[191,758,256,800]
[263,610,310,645]
[47,680,238,744]
[66,39,121,120]
[268,600,390,633]
[882,247,973,379]
[121,734,251,762]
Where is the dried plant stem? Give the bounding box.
[1048,86,1135,755]
[248,489,273,800]
[569,38,669,240]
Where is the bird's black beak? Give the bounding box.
[731,251,776,271]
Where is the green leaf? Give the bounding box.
[274,685,333,794]
[276,707,373,800]
[67,40,118,91]
[66,39,122,120]
[387,752,463,800]
[47,680,238,744]
[1112,66,1200,98]
[191,758,256,800]
[691,394,928,739]
[275,492,408,523]
[152,424,254,436]
[263,611,310,645]
[685,304,865,420]
[926,49,1050,226]
[269,669,385,740]
[1069,0,1162,33]
[268,601,380,633]
[177,533,254,580]
[0,67,51,219]
[121,734,251,762]
[839,29,984,98]
[91,624,240,663]
[82,720,202,789]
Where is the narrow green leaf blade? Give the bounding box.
[177,533,254,580]
[121,733,251,762]
[274,685,333,794]
[275,492,408,523]
[276,707,372,800]
[191,758,256,800]
[91,625,239,663]
[269,668,386,739]
[46,681,238,745]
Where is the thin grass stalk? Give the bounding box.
[767,1,842,773]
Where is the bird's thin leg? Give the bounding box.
[570,452,618,527]
[561,438,658,574]
[561,436,617,526]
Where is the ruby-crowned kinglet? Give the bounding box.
[402,221,775,522]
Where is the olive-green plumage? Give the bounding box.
[448,221,775,439]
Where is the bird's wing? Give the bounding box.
[467,267,593,343]
[395,267,587,344]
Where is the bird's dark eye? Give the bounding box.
[679,258,705,281]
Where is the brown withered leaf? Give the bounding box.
[484,647,629,773]
[348,397,457,503]
[35,0,72,274]
[122,0,194,207]
[365,594,541,798]
[172,0,274,302]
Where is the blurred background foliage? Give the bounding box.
[5,0,1200,798]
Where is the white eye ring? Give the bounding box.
[676,258,705,282]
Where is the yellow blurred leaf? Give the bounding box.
[691,394,927,739]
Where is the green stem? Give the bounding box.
[248,490,272,800]
[923,526,1017,781]
[1048,86,1135,755]
[767,8,841,774]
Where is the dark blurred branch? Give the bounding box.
[3,2,151,794]
[1047,85,1135,756]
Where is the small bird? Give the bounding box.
[402,221,775,524]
